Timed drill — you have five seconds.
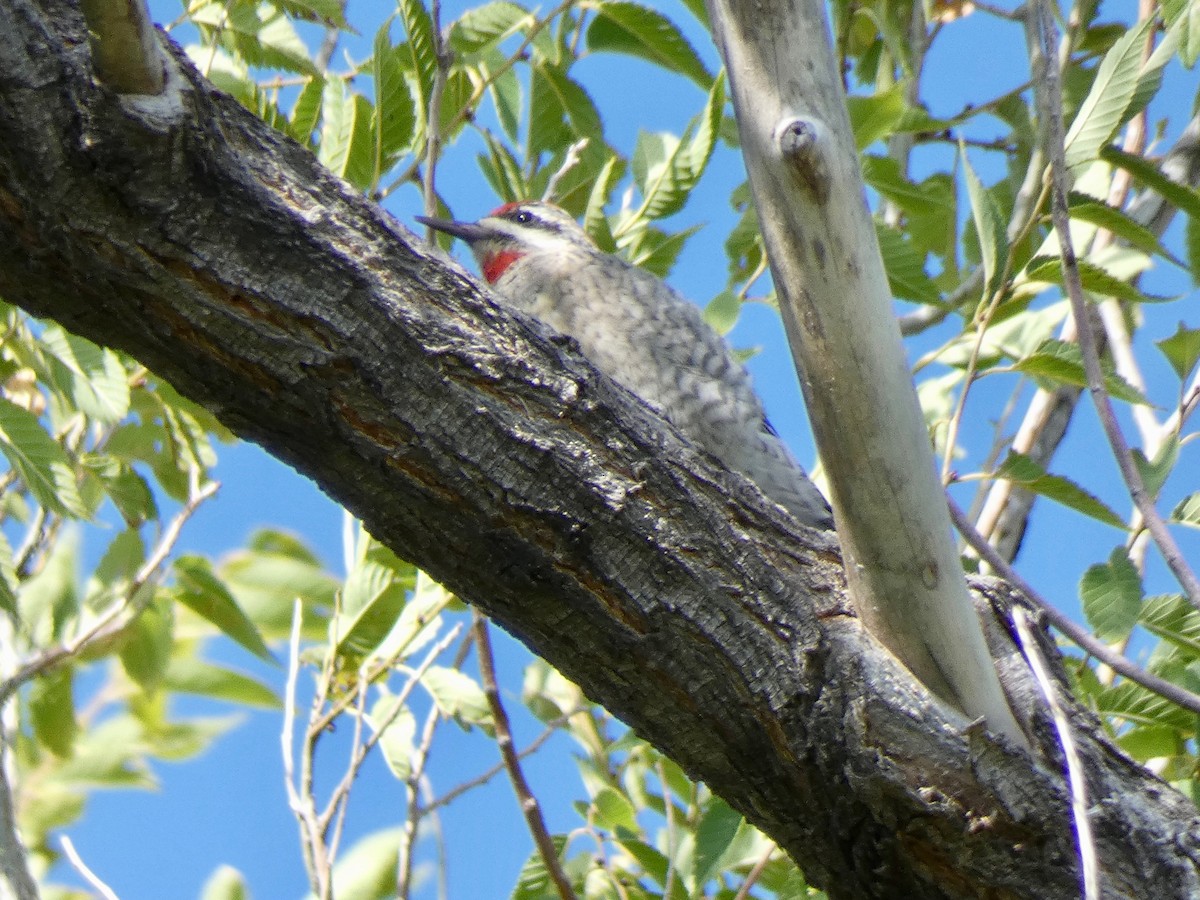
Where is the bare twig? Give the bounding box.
[0,474,219,706]
[1032,0,1200,612]
[733,845,776,900]
[397,696,443,898]
[0,743,37,900]
[1012,607,1099,899]
[948,497,1200,715]
[319,624,464,834]
[60,835,120,900]
[282,598,332,898]
[422,707,581,814]
[472,611,577,900]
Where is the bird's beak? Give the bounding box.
[415,215,490,244]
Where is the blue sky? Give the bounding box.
[49,0,1200,897]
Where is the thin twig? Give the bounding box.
[472,611,578,900]
[0,746,37,900]
[732,845,775,900]
[948,497,1200,714]
[319,624,464,833]
[1032,0,1200,612]
[60,835,120,900]
[282,598,330,897]
[379,0,578,199]
[421,708,581,814]
[397,697,443,898]
[0,475,219,705]
[1012,607,1100,899]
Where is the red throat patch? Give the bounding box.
[481,249,523,283]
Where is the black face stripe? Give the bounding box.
[497,205,562,233]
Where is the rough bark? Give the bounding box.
[0,3,1197,897]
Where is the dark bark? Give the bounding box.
[0,3,1197,897]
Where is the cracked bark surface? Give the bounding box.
[0,3,1197,897]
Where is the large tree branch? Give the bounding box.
[0,3,1197,897]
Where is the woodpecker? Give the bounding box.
[416,201,833,530]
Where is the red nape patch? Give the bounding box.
[481,249,523,283]
[489,201,525,217]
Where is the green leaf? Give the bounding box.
[704,290,741,336]
[1118,724,1184,763]
[18,528,79,643]
[192,2,319,75]
[329,828,404,900]
[1141,593,1200,658]
[173,555,274,661]
[1101,145,1200,220]
[199,865,250,900]
[276,0,350,28]
[1080,546,1143,642]
[0,531,17,616]
[0,399,86,517]
[41,326,130,424]
[1188,214,1200,285]
[55,715,153,788]
[528,62,602,156]
[119,595,174,690]
[449,1,530,55]
[84,456,158,527]
[583,153,624,252]
[586,1,712,88]
[1064,20,1154,171]
[373,27,417,174]
[847,85,907,150]
[220,535,338,636]
[471,49,522,143]
[421,666,493,732]
[1011,338,1150,405]
[479,132,528,203]
[691,798,744,890]
[31,668,77,757]
[995,451,1125,528]
[1095,678,1194,730]
[1157,323,1200,381]
[874,222,941,304]
[1023,255,1166,305]
[1132,435,1178,500]
[334,560,408,657]
[629,72,723,223]
[862,154,949,218]
[163,657,282,708]
[399,0,439,130]
[1172,492,1200,528]
[511,834,569,900]
[289,75,325,146]
[591,786,638,832]
[1066,193,1180,265]
[961,144,1007,301]
[367,694,417,779]
[317,80,375,189]
[629,224,700,277]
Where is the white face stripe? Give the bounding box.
[479,203,595,252]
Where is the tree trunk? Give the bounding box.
[0,3,1196,897]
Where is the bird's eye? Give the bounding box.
[514,210,533,224]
